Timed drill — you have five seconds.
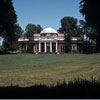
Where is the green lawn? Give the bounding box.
[0,54,100,87]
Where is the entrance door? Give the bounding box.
[47,42,50,53]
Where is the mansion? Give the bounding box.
[18,27,83,54]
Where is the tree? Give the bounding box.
[79,20,98,53]
[24,24,43,38]
[3,24,23,51]
[25,24,36,38]
[0,0,17,42]
[60,16,79,52]
[79,20,90,41]
[0,0,17,51]
[64,33,72,53]
[61,17,78,36]
[15,24,24,41]
[75,25,84,38]
[79,20,87,34]
[36,24,43,33]
[80,0,100,52]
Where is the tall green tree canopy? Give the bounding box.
[80,0,100,52]
[60,16,78,36]
[80,0,99,29]
[15,24,24,41]
[3,24,23,51]
[60,16,82,52]
[79,20,89,39]
[25,24,42,38]
[25,24,37,38]
[79,20,98,40]
[36,24,43,33]
[0,0,17,42]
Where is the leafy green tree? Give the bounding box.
[2,24,23,51]
[61,17,78,36]
[15,24,24,41]
[0,0,17,51]
[79,20,98,42]
[60,16,79,52]
[0,0,17,42]
[36,24,43,33]
[3,40,19,51]
[80,0,100,52]
[25,24,36,38]
[79,20,98,53]
[64,33,72,53]
[79,20,90,41]
[59,27,64,33]
[24,24,42,38]
[87,28,98,40]
[76,25,84,38]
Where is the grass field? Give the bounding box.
[0,54,100,87]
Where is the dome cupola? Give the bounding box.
[40,27,58,34]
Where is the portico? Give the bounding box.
[38,41,58,53]
[36,27,59,53]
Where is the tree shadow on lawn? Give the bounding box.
[0,78,100,99]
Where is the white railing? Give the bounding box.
[40,36,57,39]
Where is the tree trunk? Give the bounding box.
[96,34,100,53]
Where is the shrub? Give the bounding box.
[22,48,27,53]
[72,49,77,53]
[3,40,19,51]
[0,46,5,52]
[10,43,19,51]
[82,41,94,54]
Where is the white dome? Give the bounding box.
[40,27,58,34]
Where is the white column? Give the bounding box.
[45,42,47,52]
[26,45,27,51]
[75,45,77,50]
[56,42,58,53]
[39,42,41,52]
[50,42,52,52]
[72,45,73,50]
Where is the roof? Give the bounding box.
[33,34,40,36]
[18,38,29,42]
[40,27,58,34]
[71,37,83,41]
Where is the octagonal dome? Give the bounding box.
[40,27,58,34]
